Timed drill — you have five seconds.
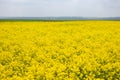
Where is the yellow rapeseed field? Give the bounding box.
[0,21,120,80]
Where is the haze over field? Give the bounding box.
[0,0,120,17]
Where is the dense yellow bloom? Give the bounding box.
[0,21,120,79]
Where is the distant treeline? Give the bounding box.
[0,17,120,21]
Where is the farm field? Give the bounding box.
[0,21,120,80]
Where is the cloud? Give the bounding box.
[0,0,120,17]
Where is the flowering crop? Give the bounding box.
[0,21,120,80]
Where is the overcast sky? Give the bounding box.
[0,0,120,17]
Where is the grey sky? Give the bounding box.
[0,0,120,17]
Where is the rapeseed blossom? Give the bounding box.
[0,21,120,79]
